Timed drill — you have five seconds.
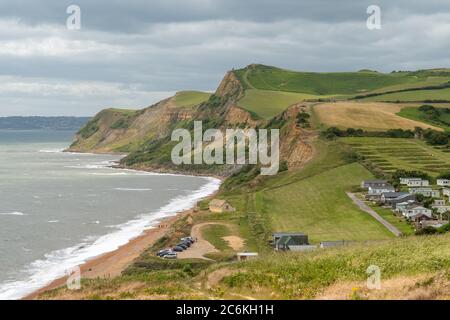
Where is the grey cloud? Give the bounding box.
[0,1,450,115]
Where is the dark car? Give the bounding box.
[177,243,188,250]
[172,246,184,252]
[181,237,194,244]
[181,240,191,247]
[156,249,172,257]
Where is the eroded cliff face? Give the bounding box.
[68,96,195,153]
[68,68,315,177]
[277,103,315,169]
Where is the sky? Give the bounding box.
[1,0,450,116]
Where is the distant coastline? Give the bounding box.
[0,116,90,131]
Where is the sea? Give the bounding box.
[0,129,220,299]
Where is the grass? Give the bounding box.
[368,204,415,235]
[238,89,326,119]
[220,233,450,299]
[42,233,450,299]
[223,138,398,245]
[341,137,450,176]
[360,87,450,102]
[397,106,450,131]
[201,224,233,251]
[173,91,212,108]
[258,162,394,243]
[313,102,442,131]
[233,64,450,95]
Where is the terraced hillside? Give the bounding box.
[342,137,450,177]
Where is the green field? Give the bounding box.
[255,163,393,243]
[173,90,212,107]
[237,89,321,119]
[233,65,450,95]
[360,87,450,102]
[397,106,450,131]
[368,204,415,235]
[341,137,450,176]
[201,224,233,251]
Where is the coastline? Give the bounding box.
[23,211,186,300]
[12,150,223,300]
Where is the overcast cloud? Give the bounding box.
[1,0,450,116]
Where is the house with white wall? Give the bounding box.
[437,179,450,186]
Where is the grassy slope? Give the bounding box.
[258,163,393,243]
[360,87,450,102]
[238,89,320,119]
[341,137,450,177]
[173,91,212,108]
[234,65,450,120]
[219,233,450,299]
[220,139,394,246]
[397,106,450,131]
[234,65,450,95]
[41,233,450,300]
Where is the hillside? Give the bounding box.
[38,232,450,300]
[45,64,450,300]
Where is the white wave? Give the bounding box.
[38,148,64,153]
[47,220,59,223]
[0,175,221,300]
[113,188,152,191]
[0,212,26,216]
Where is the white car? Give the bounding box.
[162,252,177,259]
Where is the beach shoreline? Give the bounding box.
[23,210,189,300]
[13,150,223,300]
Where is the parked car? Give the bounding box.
[181,240,191,247]
[156,249,172,257]
[172,246,184,252]
[162,252,177,259]
[181,237,194,244]
[177,243,188,250]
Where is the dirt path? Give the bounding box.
[346,192,402,237]
[177,222,219,260]
[178,222,244,260]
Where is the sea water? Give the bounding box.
[0,130,220,299]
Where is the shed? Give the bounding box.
[209,199,235,213]
[237,252,259,261]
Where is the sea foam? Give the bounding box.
[0,175,220,300]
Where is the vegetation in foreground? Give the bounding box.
[40,232,450,300]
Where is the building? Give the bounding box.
[437,179,450,187]
[400,177,419,185]
[443,188,450,197]
[408,188,440,198]
[420,220,449,229]
[272,232,309,251]
[288,245,317,252]
[320,240,350,249]
[380,192,408,203]
[361,180,389,189]
[384,193,416,208]
[431,199,450,214]
[209,199,236,213]
[406,179,429,187]
[395,200,417,213]
[368,185,395,196]
[237,252,258,261]
[403,205,433,219]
